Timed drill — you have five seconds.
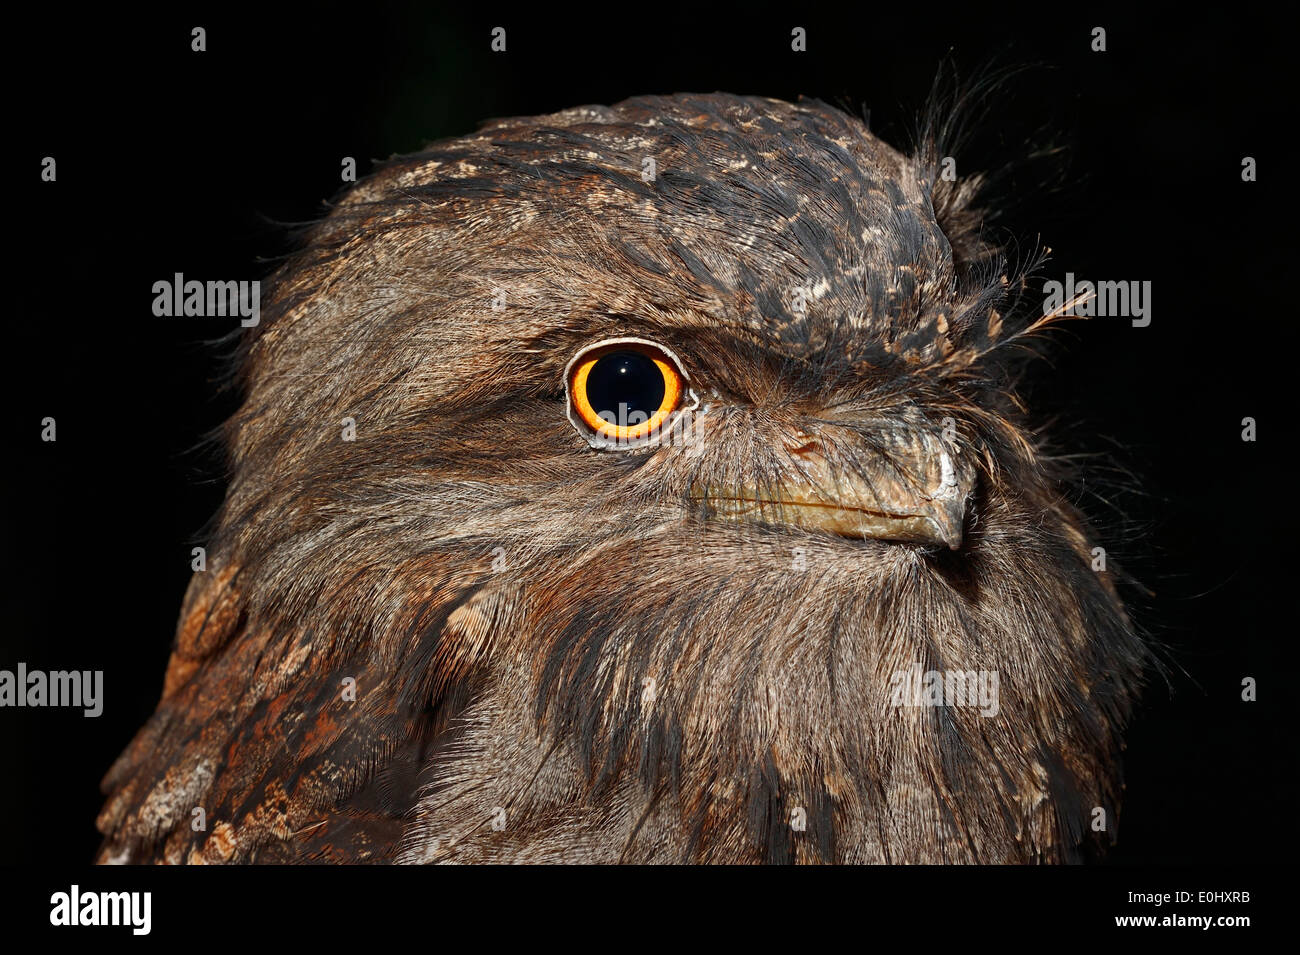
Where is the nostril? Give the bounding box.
[784,436,821,457]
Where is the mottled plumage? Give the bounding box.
[97,92,1146,864]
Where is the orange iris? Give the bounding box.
[569,342,683,442]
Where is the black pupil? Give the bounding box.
[585,350,665,424]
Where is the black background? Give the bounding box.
[4,4,1291,871]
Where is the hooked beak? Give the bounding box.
[691,429,973,549]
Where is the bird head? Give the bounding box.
[98,93,1146,865]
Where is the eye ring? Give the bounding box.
[564,337,697,449]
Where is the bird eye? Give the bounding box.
[565,338,693,447]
